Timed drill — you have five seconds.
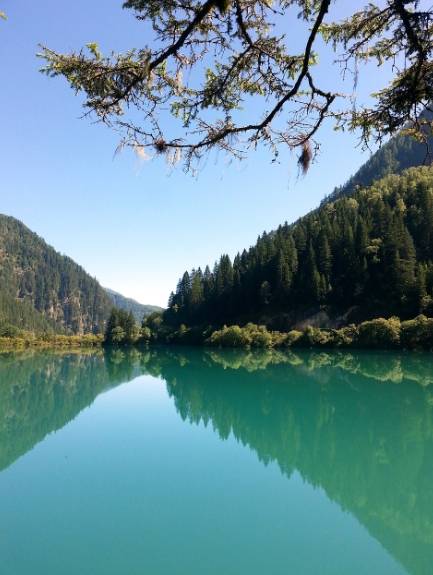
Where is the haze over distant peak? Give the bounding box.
[104,288,163,323]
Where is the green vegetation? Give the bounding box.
[161,166,433,332]
[104,288,162,323]
[207,316,433,350]
[0,214,113,334]
[104,308,140,345]
[9,155,429,353]
[326,111,433,202]
[41,2,432,171]
[139,314,433,351]
[0,214,160,341]
[0,332,103,350]
[208,323,282,348]
[0,291,59,334]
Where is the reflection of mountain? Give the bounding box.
[144,348,433,575]
[0,349,147,472]
[1,348,433,575]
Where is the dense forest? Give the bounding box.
[163,165,433,332]
[325,110,433,202]
[0,291,59,335]
[0,215,157,336]
[163,119,433,333]
[2,125,433,344]
[0,214,113,334]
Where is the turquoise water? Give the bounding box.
[1,347,433,574]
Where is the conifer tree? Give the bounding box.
[163,166,433,329]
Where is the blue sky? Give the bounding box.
[0,1,394,306]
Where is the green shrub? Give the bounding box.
[271,330,290,347]
[140,326,152,343]
[244,323,273,348]
[298,326,333,347]
[401,315,433,350]
[358,317,401,348]
[0,322,21,338]
[207,325,251,347]
[284,330,303,346]
[329,325,358,347]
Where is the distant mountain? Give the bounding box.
[104,288,162,323]
[0,214,113,334]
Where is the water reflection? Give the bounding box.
[157,348,433,575]
[0,349,145,472]
[1,347,433,574]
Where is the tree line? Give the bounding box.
[164,166,433,330]
[0,215,113,334]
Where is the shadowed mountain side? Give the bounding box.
[0,349,149,473]
[141,348,433,575]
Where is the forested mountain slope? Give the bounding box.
[326,111,433,203]
[105,288,162,322]
[165,166,433,329]
[0,215,113,334]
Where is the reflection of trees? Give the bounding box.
[205,348,433,385]
[2,347,433,575]
[145,347,433,575]
[0,349,146,472]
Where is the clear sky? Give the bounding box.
[0,1,393,307]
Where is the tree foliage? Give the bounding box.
[164,165,433,328]
[0,214,113,334]
[40,1,433,171]
[326,109,433,202]
[105,308,140,345]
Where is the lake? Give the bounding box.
[1,347,433,574]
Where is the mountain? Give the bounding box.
[0,214,161,335]
[325,110,433,203]
[164,163,433,331]
[0,214,113,334]
[104,288,162,322]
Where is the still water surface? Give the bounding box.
[1,347,433,574]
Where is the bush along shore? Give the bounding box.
[136,313,433,351]
[2,312,433,352]
[0,330,103,350]
[206,319,407,349]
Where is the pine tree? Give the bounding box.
[259,281,272,307]
[190,270,204,308]
[415,263,427,312]
[317,230,332,277]
[163,166,433,328]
